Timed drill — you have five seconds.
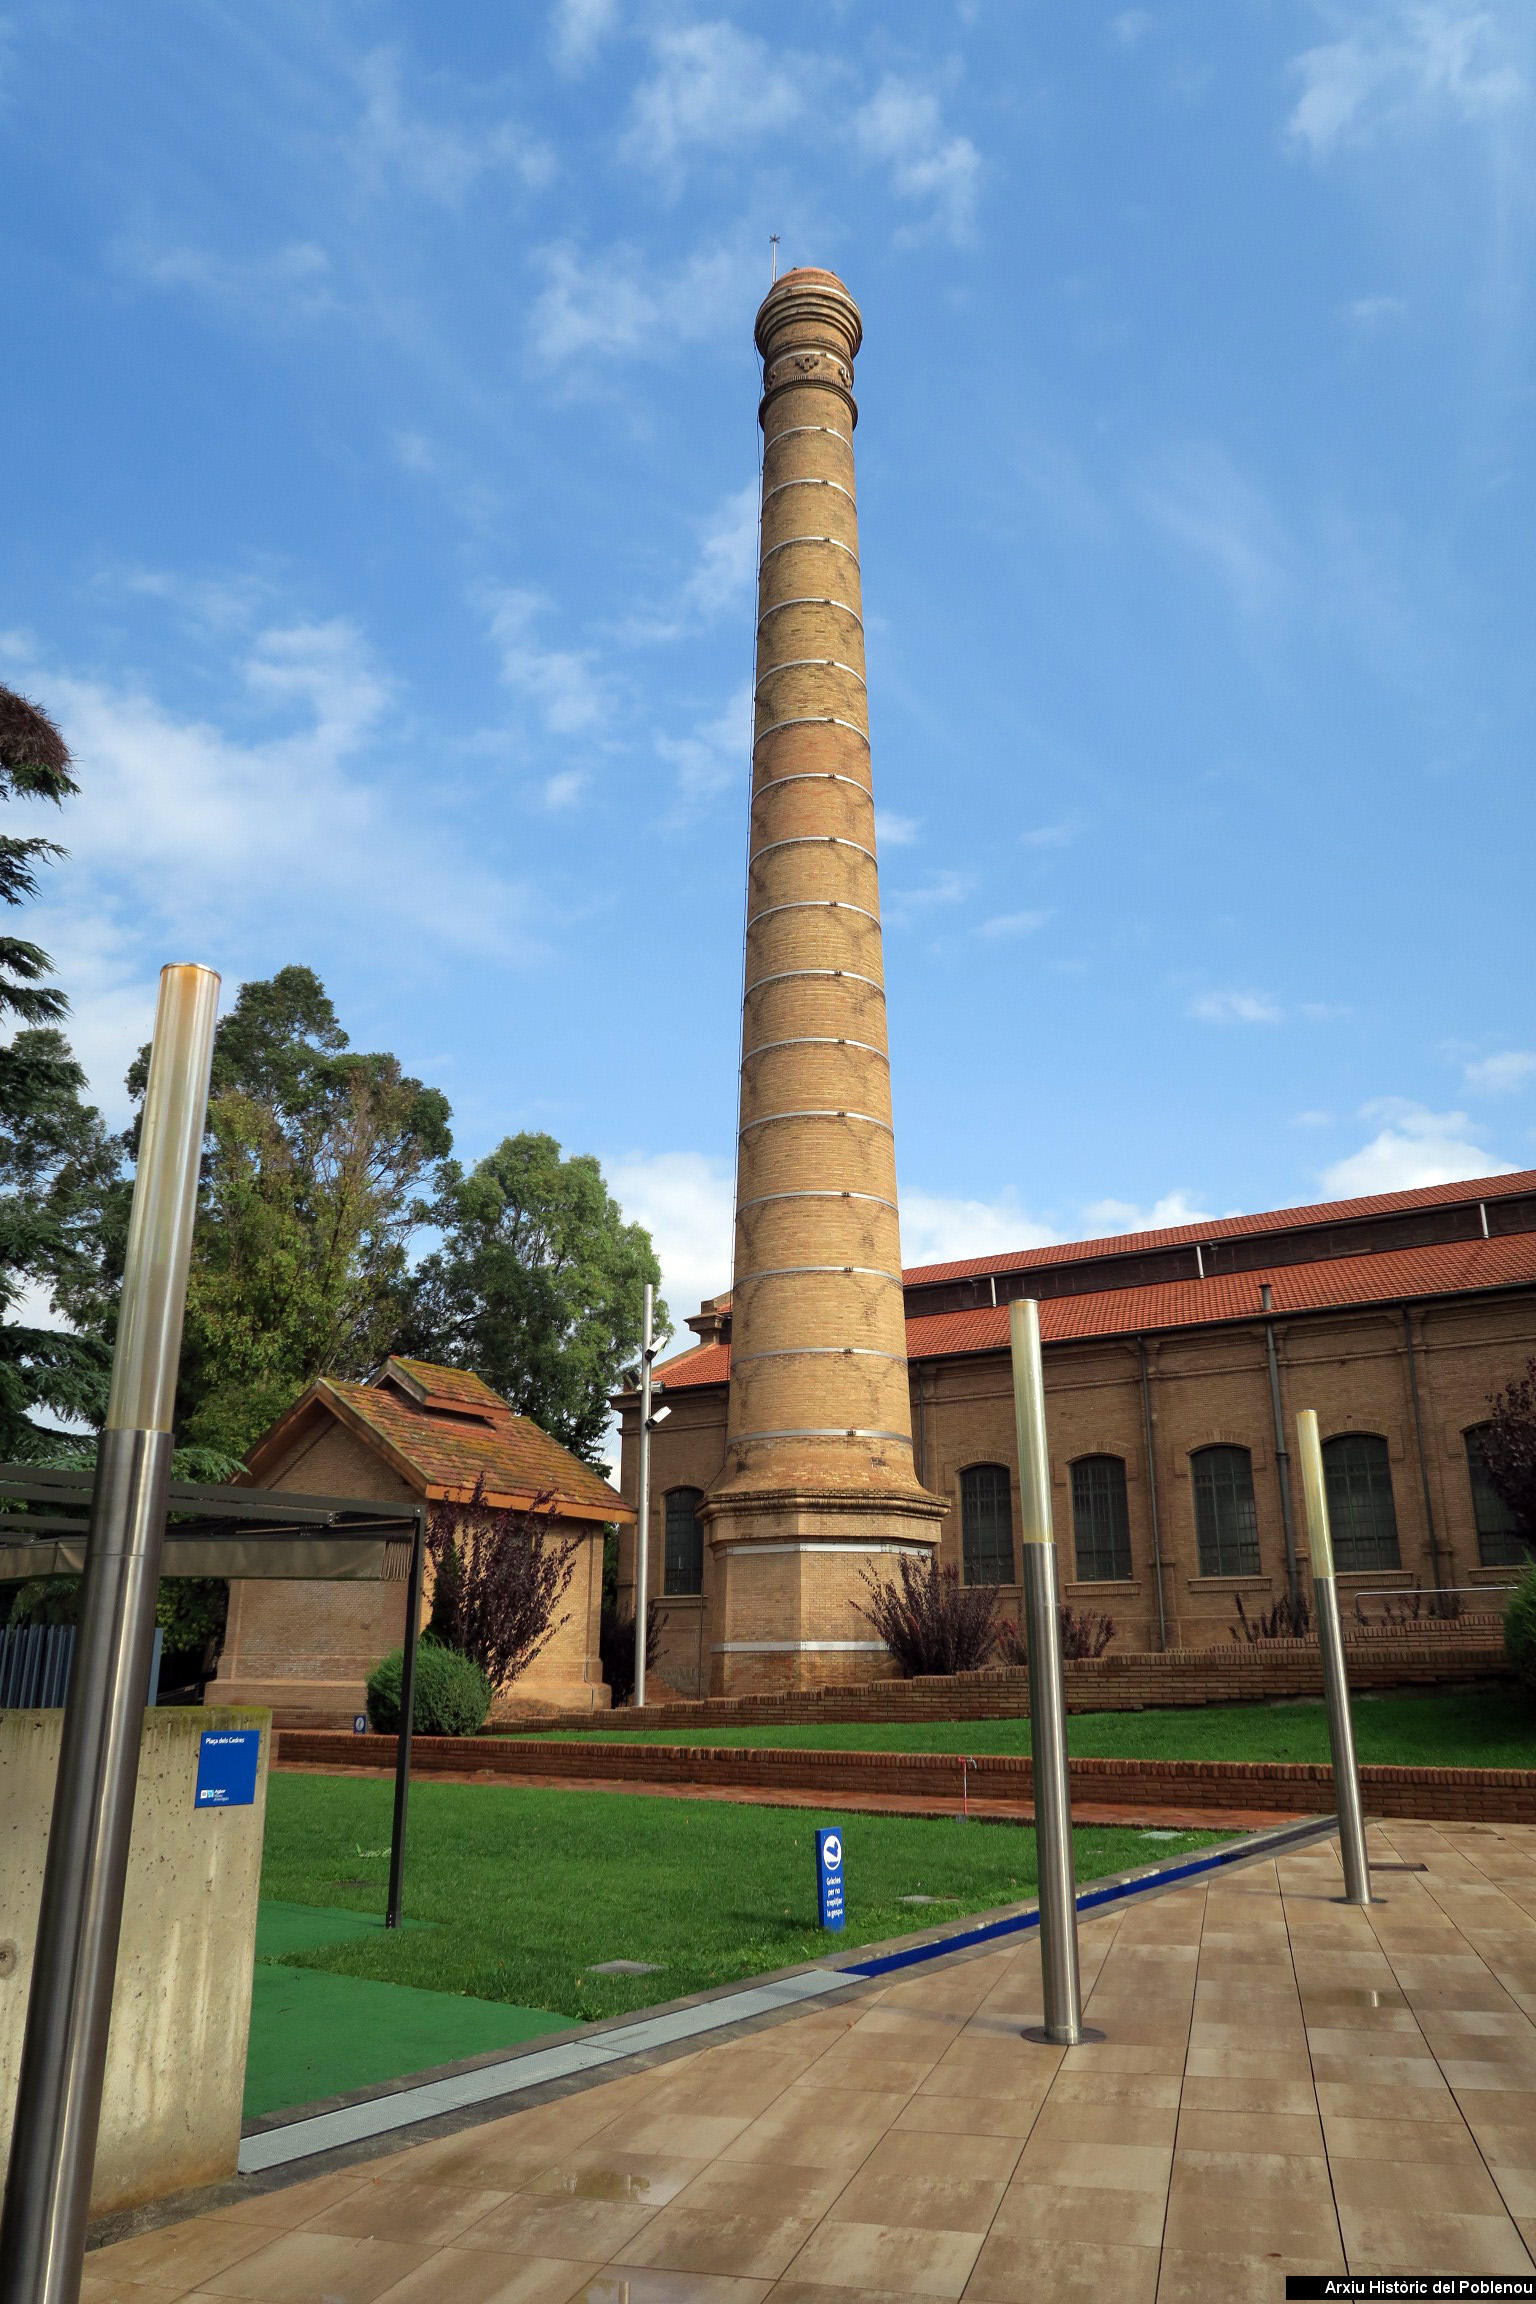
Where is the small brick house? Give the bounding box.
[209,1356,632,1726]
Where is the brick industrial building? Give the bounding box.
[618,1168,1536,1696]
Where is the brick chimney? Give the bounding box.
[701,266,946,1694]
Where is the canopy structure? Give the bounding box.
[0,1464,427,1928]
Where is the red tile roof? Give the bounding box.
[902,1166,1536,1284]
[653,1231,1536,1391]
[248,1356,634,1523]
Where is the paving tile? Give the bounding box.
[458,2194,659,2263]
[304,2181,509,2246]
[1331,2155,1508,2219]
[724,2086,907,2165]
[572,2273,770,2304]
[370,2251,603,2304]
[1173,2110,1322,2158]
[1175,2074,1315,2117]
[200,2231,435,2304]
[891,2091,1048,2141]
[1014,2137,1172,2195]
[671,2162,854,2221]
[87,2222,277,2294]
[988,2182,1167,2252]
[519,2151,705,2208]
[1030,2097,1178,2148]
[851,2128,1023,2183]
[1322,2115,1483,2163]
[965,2233,1160,2302]
[1337,2207,1534,2275]
[824,2170,1006,2234]
[620,2207,823,2280]
[1155,2251,1337,2301]
[780,2219,983,2298]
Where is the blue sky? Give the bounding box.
[4,0,1534,1327]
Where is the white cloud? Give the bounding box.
[541,768,588,811]
[683,482,759,620]
[114,235,334,323]
[1322,1098,1514,1195]
[607,1150,735,1336]
[10,620,538,1114]
[483,587,606,737]
[901,1190,1063,1266]
[1080,1190,1219,1236]
[623,22,805,174]
[529,237,749,366]
[1464,1049,1536,1092]
[1188,989,1284,1024]
[976,910,1050,939]
[551,0,618,75]
[1287,4,1526,158]
[1137,444,1290,621]
[884,870,970,928]
[351,48,552,205]
[1347,291,1409,326]
[1110,10,1156,49]
[656,681,751,807]
[854,76,980,240]
[875,811,921,849]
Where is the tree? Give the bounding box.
[405,1133,664,1463]
[1483,1360,1536,1550]
[151,967,452,1458]
[0,688,121,1454]
[425,1475,578,1689]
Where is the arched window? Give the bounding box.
[960,1464,1014,1585]
[1322,1434,1400,1573]
[1071,1456,1132,1581]
[664,1487,704,1595]
[1465,1426,1527,1569]
[1192,1446,1260,1577]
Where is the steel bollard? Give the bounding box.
[1295,1408,1372,1907]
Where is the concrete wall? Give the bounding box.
[0,1706,269,2216]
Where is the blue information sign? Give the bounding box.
[815,1826,845,1931]
[195,1729,260,1809]
[353,1713,369,1735]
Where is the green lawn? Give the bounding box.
[260,1773,1227,2027]
[513,1685,1534,1771]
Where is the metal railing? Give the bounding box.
[0,1622,162,1709]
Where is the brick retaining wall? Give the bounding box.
[277,1729,1536,1825]
[508,1629,1508,1734]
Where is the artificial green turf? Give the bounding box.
[245,1963,566,2119]
[259,1774,1228,2025]
[514,1685,1535,1770]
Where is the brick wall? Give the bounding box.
[278,1727,1536,1827]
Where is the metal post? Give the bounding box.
[386,1504,426,1930]
[0,964,219,2304]
[1009,1298,1083,2046]
[634,1282,653,1710]
[1296,1409,1371,1907]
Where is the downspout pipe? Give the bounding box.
[1138,1337,1168,1653]
[1402,1305,1447,1612]
[1262,1283,1301,1617]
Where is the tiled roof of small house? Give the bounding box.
[246,1355,633,1523]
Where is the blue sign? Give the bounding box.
[353,1713,369,1735]
[815,1826,845,1931]
[195,1729,260,1809]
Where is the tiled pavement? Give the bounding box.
[85,1822,1536,2304]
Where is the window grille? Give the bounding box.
[1191,1445,1260,1577]
[1321,1434,1400,1574]
[1465,1426,1528,1569]
[960,1463,1015,1585]
[1071,1456,1132,1581]
[664,1487,704,1596]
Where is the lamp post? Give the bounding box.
[632,1284,668,1709]
[1009,1296,1083,2046]
[0,964,220,2304]
[1296,1408,1372,1907]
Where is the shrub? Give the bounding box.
[996,1604,1115,1667]
[599,1600,659,1708]
[1230,1588,1311,1643]
[426,1475,578,1691]
[366,1639,491,1736]
[855,1554,1000,1678]
[1504,1567,1536,1701]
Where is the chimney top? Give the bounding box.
[754,266,862,367]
